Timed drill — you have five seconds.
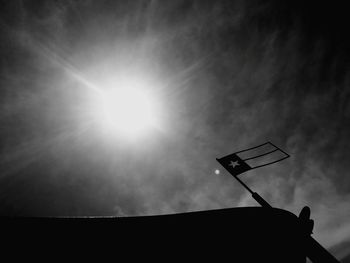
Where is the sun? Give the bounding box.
[76,55,164,141]
[87,77,159,139]
[93,84,159,139]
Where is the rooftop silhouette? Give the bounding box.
[1,206,340,262]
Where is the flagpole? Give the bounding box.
[234,175,254,194]
[251,192,272,208]
[233,176,272,208]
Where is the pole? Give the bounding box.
[234,175,254,194]
[305,236,340,263]
[251,192,272,208]
[233,176,272,208]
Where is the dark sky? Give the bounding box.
[0,0,349,260]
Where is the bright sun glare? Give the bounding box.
[78,54,163,141]
[94,84,158,139]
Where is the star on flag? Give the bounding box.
[229,160,239,168]
[216,153,251,177]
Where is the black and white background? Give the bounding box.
[0,0,349,260]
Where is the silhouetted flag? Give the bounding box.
[216,153,252,177]
[216,142,290,177]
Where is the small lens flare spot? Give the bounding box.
[215,169,220,175]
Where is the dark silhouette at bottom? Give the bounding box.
[1,206,340,262]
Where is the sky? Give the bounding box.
[0,0,349,260]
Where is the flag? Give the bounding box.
[216,142,289,177]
